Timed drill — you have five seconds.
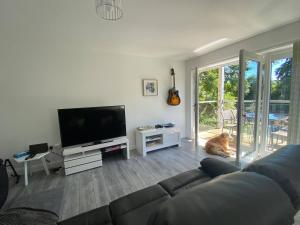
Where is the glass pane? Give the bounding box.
[240,60,259,163]
[198,68,219,147]
[197,67,237,156]
[266,58,291,153]
[223,65,239,151]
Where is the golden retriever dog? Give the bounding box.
[204,133,231,157]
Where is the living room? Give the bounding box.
[1,1,300,225]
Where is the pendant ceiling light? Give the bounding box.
[96,0,123,21]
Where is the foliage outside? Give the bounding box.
[198,59,291,128]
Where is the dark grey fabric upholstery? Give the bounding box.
[200,158,239,177]
[109,185,169,225]
[158,169,212,196]
[243,144,300,210]
[58,205,112,225]
[148,172,295,225]
[1,207,58,225]
[0,159,9,209]
[48,145,300,225]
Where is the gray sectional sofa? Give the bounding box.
[58,144,300,225]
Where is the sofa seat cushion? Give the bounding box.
[243,144,300,210]
[57,205,112,225]
[109,184,170,225]
[158,169,212,196]
[149,172,295,225]
[200,158,239,177]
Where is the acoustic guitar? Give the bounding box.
[167,68,181,106]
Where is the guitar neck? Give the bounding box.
[170,68,176,89]
[173,75,176,89]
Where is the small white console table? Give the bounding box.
[136,128,181,157]
[13,152,50,186]
[63,137,129,175]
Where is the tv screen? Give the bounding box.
[58,105,126,147]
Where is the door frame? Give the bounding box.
[194,67,199,146]
[236,50,263,166]
[191,47,293,164]
[260,49,293,152]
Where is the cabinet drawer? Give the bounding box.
[64,153,102,168]
[65,160,102,175]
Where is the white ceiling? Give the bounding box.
[1,0,300,60]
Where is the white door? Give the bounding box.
[236,50,264,166]
[261,51,292,154]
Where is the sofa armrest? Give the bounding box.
[200,158,239,178]
[243,144,300,210]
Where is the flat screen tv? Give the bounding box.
[58,105,126,148]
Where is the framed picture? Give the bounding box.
[143,79,158,96]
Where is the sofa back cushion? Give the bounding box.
[158,169,212,196]
[0,159,9,209]
[243,145,300,210]
[200,158,239,177]
[148,172,295,225]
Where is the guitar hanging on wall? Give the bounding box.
[167,68,181,106]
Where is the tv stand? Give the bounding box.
[63,137,129,175]
[136,128,180,157]
[100,139,114,144]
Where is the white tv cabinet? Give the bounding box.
[63,137,129,175]
[136,128,181,157]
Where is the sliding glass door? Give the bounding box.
[262,52,292,155]
[194,47,293,166]
[236,50,263,166]
[196,66,238,155]
[197,68,220,147]
[237,49,292,165]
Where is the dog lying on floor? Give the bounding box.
[204,133,231,157]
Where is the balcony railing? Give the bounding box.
[198,100,289,151]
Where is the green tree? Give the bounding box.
[224,65,239,100]
[244,76,257,100]
[224,65,239,109]
[275,58,292,80]
[198,68,219,127]
[198,66,241,126]
[199,69,218,101]
[272,58,292,100]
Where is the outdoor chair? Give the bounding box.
[270,117,288,147]
[221,110,237,135]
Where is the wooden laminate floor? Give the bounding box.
[4,141,214,221]
[4,141,300,224]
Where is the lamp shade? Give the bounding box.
[96,0,123,21]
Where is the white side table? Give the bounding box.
[13,152,50,186]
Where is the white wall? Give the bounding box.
[185,20,300,139]
[0,44,185,160]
